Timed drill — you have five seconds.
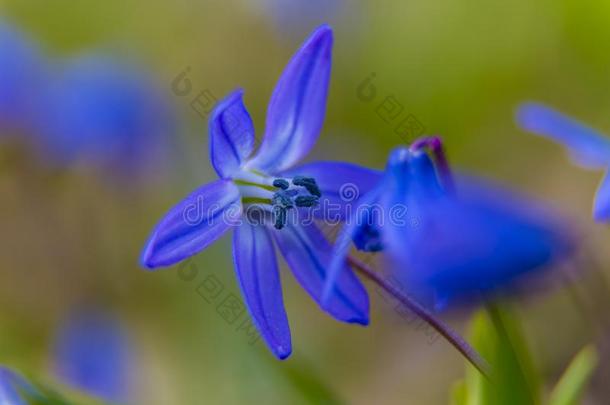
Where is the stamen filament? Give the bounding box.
[242,197,272,205]
[233,171,274,187]
[237,185,275,200]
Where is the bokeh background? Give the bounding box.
[1,0,610,404]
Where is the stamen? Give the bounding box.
[242,197,272,205]
[292,176,321,197]
[272,191,295,209]
[238,173,324,229]
[273,206,287,229]
[233,170,273,186]
[237,185,275,200]
[295,195,319,207]
[272,179,290,190]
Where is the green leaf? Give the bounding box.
[548,345,598,405]
[18,373,110,405]
[450,380,469,405]
[465,303,541,405]
[276,360,344,405]
[258,351,344,405]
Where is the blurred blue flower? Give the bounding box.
[0,367,43,405]
[35,55,174,178]
[0,21,48,135]
[53,309,132,403]
[517,102,610,221]
[324,138,575,310]
[141,25,373,359]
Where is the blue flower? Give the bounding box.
[35,54,174,178]
[53,309,132,403]
[517,102,610,221]
[324,138,574,309]
[141,25,375,359]
[0,21,48,135]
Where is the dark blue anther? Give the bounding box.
[304,182,321,197]
[292,175,312,185]
[353,224,384,252]
[292,176,321,197]
[295,195,319,207]
[273,179,290,190]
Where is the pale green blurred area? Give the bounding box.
[1,0,610,404]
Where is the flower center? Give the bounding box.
[233,171,321,229]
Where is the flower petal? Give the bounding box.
[248,25,333,173]
[398,176,576,304]
[281,161,382,221]
[233,222,291,359]
[210,89,256,178]
[517,102,610,169]
[378,147,438,265]
[322,148,422,309]
[593,169,610,221]
[322,186,383,304]
[141,180,241,268]
[273,222,369,325]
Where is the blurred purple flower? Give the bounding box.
[141,25,373,359]
[53,309,132,403]
[0,21,48,134]
[33,55,174,179]
[517,102,610,221]
[324,139,575,310]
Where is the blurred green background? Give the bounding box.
[1,0,610,404]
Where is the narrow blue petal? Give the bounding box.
[210,89,255,178]
[248,25,333,173]
[380,148,418,259]
[517,102,610,168]
[273,222,369,325]
[233,223,291,359]
[593,169,610,221]
[381,151,445,263]
[281,161,382,221]
[141,180,241,268]
[322,186,383,305]
[53,309,131,403]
